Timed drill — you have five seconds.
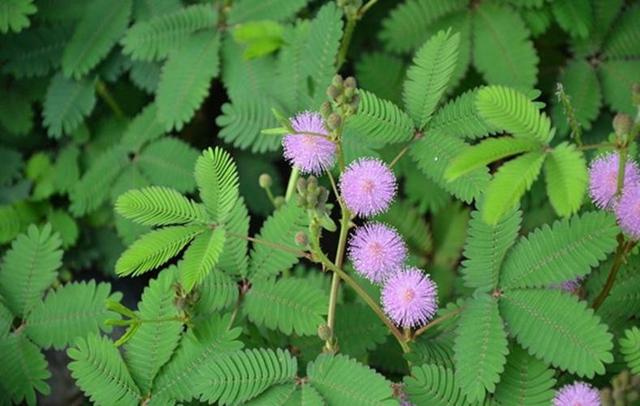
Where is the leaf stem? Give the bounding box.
[284,167,300,202]
[592,236,636,310]
[95,79,126,119]
[577,142,615,151]
[413,307,462,338]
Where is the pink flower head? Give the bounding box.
[348,222,408,284]
[553,382,600,406]
[340,158,396,217]
[588,152,640,210]
[282,112,336,174]
[382,267,438,328]
[615,185,640,240]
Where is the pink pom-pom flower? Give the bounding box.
[588,152,640,210]
[381,267,438,328]
[282,112,336,174]
[615,185,640,240]
[340,158,397,217]
[348,222,408,284]
[553,381,601,406]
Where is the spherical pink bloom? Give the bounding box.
[615,185,640,240]
[553,381,600,406]
[340,158,396,217]
[382,267,438,328]
[588,152,640,210]
[282,112,336,174]
[348,222,407,284]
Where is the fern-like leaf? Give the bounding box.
[620,327,640,375]
[446,137,539,181]
[227,0,307,24]
[217,198,250,276]
[473,3,538,89]
[403,29,459,130]
[476,86,552,144]
[599,60,640,116]
[196,348,297,405]
[43,72,96,138]
[0,334,50,405]
[307,354,396,405]
[454,295,508,402]
[500,288,613,377]
[115,225,206,276]
[245,277,327,336]
[552,0,592,39]
[482,151,546,225]
[179,227,226,293]
[603,3,640,59]
[194,147,239,224]
[0,0,36,34]
[122,4,217,61]
[248,202,308,279]
[404,363,467,405]
[25,281,121,350]
[0,224,62,317]
[346,90,415,145]
[68,334,141,405]
[137,137,199,193]
[544,142,587,217]
[356,53,406,105]
[429,87,500,140]
[156,31,220,131]
[116,186,208,226]
[409,130,490,203]
[493,345,556,406]
[120,103,165,153]
[462,204,521,292]
[216,96,281,153]
[125,268,182,395]
[194,269,239,314]
[500,211,618,289]
[61,0,132,78]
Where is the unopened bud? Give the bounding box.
[344,86,355,99]
[332,74,344,88]
[318,187,329,205]
[307,176,318,190]
[294,231,308,246]
[327,113,341,130]
[317,324,332,341]
[258,173,272,189]
[327,85,341,99]
[320,101,332,118]
[296,178,307,194]
[613,113,632,137]
[274,196,285,208]
[344,76,357,89]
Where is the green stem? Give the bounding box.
[413,307,462,338]
[336,16,356,70]
[617,148,628,195]
[226,231,310,259]
[359,0,379,16]
[95,80,126,119]
[577,142,616,151]
[592,237,636,310]
[284,167,300,202]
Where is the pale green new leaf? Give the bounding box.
[500,289,613,377]
[194,147,239,223]
[125,268,183,395]
[25,281,121,350]
[482,151,546,225]
[544,142,587,217]
[620,327,640,375]
[196,348,298,405]
[307,354,396,405]
[122,4,217,61]
[0,334,50,406]
[179,227,226,293]
[43,72,96,138]
[345,90,415,145]
[446,137,539,181]
[0,0,36,34]
[245,277,327,336]
[115,224,206,276]
[454,295,508,402]
[116,186,208,226]
[68,334,141,406]
[0,224,62,317]
[62,0,132,78]
[403,29,460,130]
[476,86,552,144]
[500,211,618,289]
[156,31,220,131]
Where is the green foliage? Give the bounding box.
[500,211,618,289]
[195,147,239,223]
[0,224,62,317]
[116,186,208,226]
[404,363,468,405]
[620,327,640,375]
[0,333,50,405]
[500,289,613,377]
[552,60,601,137]
[25,281,120,350]
[245,277,327,336]
[196,348,297,405]
[429,88,499,140]
[403,29,459,130]
[43,73,96,138]
[543,142,588,217]
[227,0,308,24]
[552,0,592,39]
[0,25,71,78]
[355,53,405,105]
[0,0,36,34]
[179,227,226,292]
[346,90,414,145]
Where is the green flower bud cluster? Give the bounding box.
[296,176,330,212]
[601,370,640,406]
[322,74,360,131]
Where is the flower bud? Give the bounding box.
[296,178,307,195]
[332,74,344,88]
[274,196,285,208]
[327,113,342,130]
[344,86,355,99]
[258,173,272,189]
[327,85,341,99]
[317,324,332,341]
[320,101,332,118]
[294,231,308,246]
[344,76,357,89]
[613,113,632,137]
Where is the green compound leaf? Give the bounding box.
[403,29,460,130]
[245,277,327,336]
[500,211,618,289]
[429,87,500,140]
[404,363,468,406]
[454,295,508,402]
[43,72,96,138]
[116,186,208,227]
[25,281,121,350]
[62,0,132,78]
[157,30,220,131]
[194,147,239,224]
[179,227,226,293]
[307,354,396,405]
[620,327,640,375]
[500,288,613,377]
[544,142,588,217]
[0,0,36,34]
[0,334,50,406]
[68,334,141,406]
